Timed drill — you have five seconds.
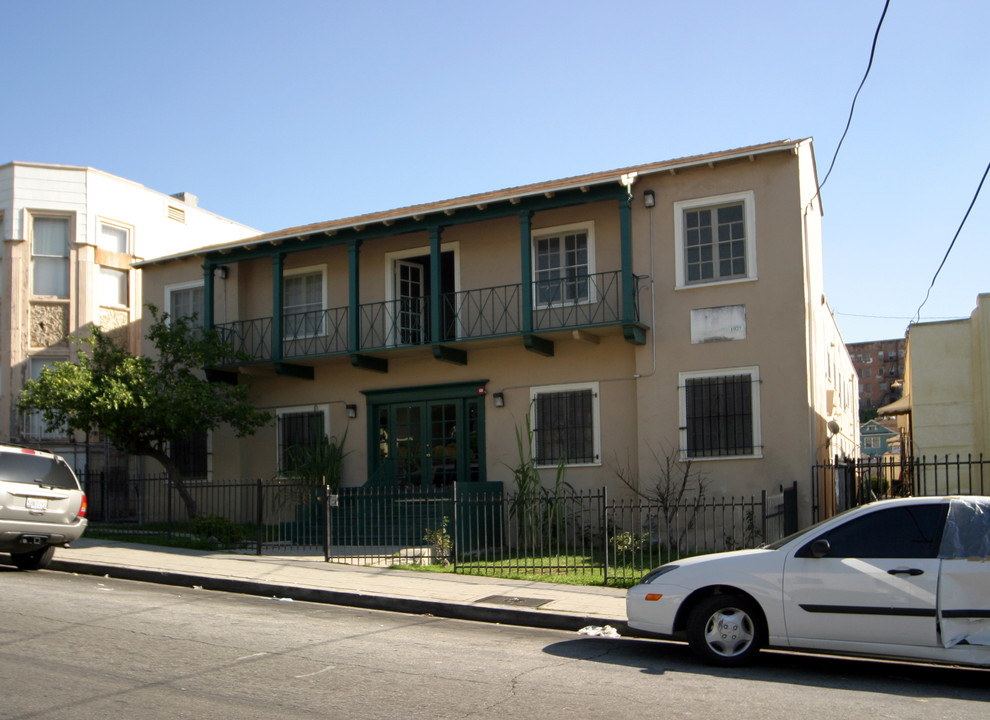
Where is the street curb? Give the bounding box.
[49,559,632,635]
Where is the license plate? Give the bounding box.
[26,497,48,511]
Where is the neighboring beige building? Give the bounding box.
[138,139,857,524]
[885,293,990,460]
[0,162,258,466]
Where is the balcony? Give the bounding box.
[214,270,646,368]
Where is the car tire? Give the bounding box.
[11,545,55,571]
[686,593,763,666]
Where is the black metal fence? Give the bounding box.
[812,454,989,521]
[82,473,797,586]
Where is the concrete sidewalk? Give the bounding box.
[25,539,631,634]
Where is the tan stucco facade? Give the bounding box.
[140,139,857,525]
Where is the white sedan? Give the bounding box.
[626,496,990,667]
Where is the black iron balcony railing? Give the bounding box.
[213,270,643,365]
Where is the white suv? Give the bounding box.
[0,444,88,570]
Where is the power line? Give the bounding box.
[816,0,890,198]
[835,311,964,322]
[913,158,990,323]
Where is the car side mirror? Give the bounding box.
[810,538,831,558]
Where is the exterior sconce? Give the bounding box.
[643,189,655,208]
[346,404,358,419]
[214,265,229,280]
[493,393,505,408]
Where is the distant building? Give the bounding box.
[860,418,898,458]
[0,162,257,467]
[846,338,905,412]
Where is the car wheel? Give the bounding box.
[687,593,763,666]
[11,545,55,571]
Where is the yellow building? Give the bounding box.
[885,293,990,461]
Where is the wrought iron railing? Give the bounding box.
[211,270,643,364]
[82,475,795,586]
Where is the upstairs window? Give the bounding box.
[283,267,325,339]
[98,222,129,254]
[99,267,128,307]
[32,216,70,298]
[675,192,756,288]
[532,222,595,307]
[167,283,204,321]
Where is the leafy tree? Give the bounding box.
[18,306,271,517]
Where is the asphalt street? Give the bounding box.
[2,570,988,720]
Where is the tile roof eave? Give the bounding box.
[136,137,809,267]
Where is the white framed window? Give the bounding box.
[674,191,756,288]
[98,267,129,307]
[530,381,600,467]
[864,436,882,450]
[276,404,330,475]
[98,221,130,254]
[283,266,326,339]
[26,358,66,439]
[31,215,71,298]
[679,367,762,460]
[532,221,596,307]
[165,281,205,321]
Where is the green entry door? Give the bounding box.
[373,389,485,488]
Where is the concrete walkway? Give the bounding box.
[21,539,632,634]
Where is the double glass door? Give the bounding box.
[376,397,483,488]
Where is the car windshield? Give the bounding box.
[0,452,79,490]
[762,505,865,550]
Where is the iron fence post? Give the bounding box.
[256,479,263,556]
[601,486,609,585]
[451,482,458,571]
[323,482,331,563]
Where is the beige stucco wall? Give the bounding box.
[905,293,990,458]
[137,143,853,530]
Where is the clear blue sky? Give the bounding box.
[4,1,988,343]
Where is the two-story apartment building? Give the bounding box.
[0,162,257,469]
[138,139,857,523]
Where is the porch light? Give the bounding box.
[493,392,505,408]
[346,404,358,419]
[643,190,655,208]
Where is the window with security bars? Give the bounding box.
[278,408,327,474]
[533,387,597,465]
[170,431,208,479]
[684,374,755,458]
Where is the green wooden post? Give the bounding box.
[519,211,533,334]
[202,264,215,332]
[619,194,635,325]
[348,239,362,353]
[430,226,442,344]
[272,253,284,362]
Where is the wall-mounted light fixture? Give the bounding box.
[214,265,229,280]
[643,189,656,208]
[493,392,505,408]
[346,404,358,419]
